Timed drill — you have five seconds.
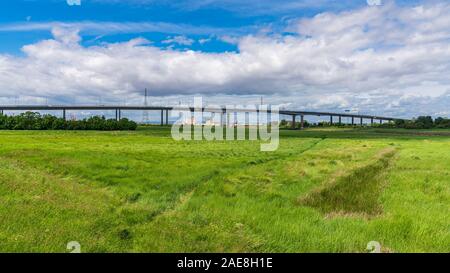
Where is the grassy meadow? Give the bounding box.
[0,127,449,253]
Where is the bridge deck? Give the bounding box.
[0,105,402,121]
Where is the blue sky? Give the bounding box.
[0,0,421,54]
[0,0,449,118]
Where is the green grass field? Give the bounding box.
[0,127,449,253]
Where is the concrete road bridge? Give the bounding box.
[0,105,405,129]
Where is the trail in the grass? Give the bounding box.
[298,147,398,217]
[141,138,326,223]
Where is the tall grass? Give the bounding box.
[0,128,448,252]
[298,148,397,216]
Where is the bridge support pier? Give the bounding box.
[161,110,164,126]
[165,110,169,125]
[338,116,342,125]
[63,109,66,120]
[380,119,383,125]
[330,116,333,125]
[351,116,355,125]
[371,118,374,126]
[360,118,363,126]
[115,109,119,121]
[300,115,304,129]
[0,109,3,115]
[292,115,296,129]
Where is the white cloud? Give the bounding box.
[1,2,450,117]
[198,37,213,45]
[51,27,82,45]
[0,21,252,36]
[67,0,81,6]
[218,35,240,45]
[162,35,195,46]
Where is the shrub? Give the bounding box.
[435,117,450,129]
[389,116,449,130]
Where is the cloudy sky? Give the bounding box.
[0,0,449,118]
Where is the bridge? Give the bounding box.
[0,105,404,129]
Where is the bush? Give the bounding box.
[0,112,137,131]
[393,116,450,130]
[279,119,310,129]
[435,117,450,129]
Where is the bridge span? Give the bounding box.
[0,105,404,129]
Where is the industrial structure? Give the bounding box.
[142,88,150,123]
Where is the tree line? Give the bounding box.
[280,116,450,129]
[0,112,137,131]
[388,116,450,129]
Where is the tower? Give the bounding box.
[143,88,149,123]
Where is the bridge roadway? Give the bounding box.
[0,105,403,128]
